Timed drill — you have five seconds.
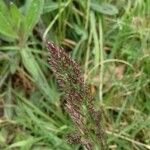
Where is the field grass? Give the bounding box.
[0,0,150,149]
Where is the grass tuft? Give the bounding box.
[0,0,149,149]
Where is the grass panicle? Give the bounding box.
[47,41,107,149]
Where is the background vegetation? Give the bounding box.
[0,0,149,149]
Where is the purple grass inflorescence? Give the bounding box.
[47,41,106,150]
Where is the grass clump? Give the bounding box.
[0,0,150,150]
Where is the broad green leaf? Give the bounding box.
[9,3,23,33]
[0,2,18,41]
[0,1,18,40]
[91,2,118,15]
[20,47,56,102]
[23,0,44,41]
[0,0,8,13]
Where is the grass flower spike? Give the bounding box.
[47,41,106,150]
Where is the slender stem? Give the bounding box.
[84,30,92,82]
[106,130,150,149]
[99,16,104,104]
[43,0,71,41]
[85,0,90,29]
[85,59,134,81]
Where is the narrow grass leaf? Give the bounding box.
[91,2,118,15]
[90,12,100,67]
[20,47,56,102]
[8,137,40,149]
[0,64,9,88]
[43,2,66,13]
[14,91,58,126]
